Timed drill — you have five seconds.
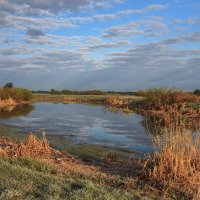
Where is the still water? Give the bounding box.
[0,103,154,153]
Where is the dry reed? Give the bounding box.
[148,126,200,198]
[1,130,52,159]
[142,102,200,130]
[0,132,104,177]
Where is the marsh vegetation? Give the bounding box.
[0,83,33,110]
[0,86,200,199]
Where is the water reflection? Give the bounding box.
[141,113,200,136]
[0,104,35,120]
[141,116,163,136]
[0,103,154,153]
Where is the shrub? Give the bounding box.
[194,89,200,96]
[143,87,196,108]
[0,87,33,102]
[0,88,12,99]
[144,87,174,108]
[3,82,13,89]
[136,90,147,97]
[10,88,34,102]
[168,92,197,104]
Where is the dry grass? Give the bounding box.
[1,130,51,159]
[146,126,200,199]
[141,102,200,131]
[105,97,131,109]
[0,131,107,178]
[0,131,152,200]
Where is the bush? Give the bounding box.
[10,88,34,101]
[144,87,174,108]
[3,83,13,89]
[168,92,197,104]
[194,89,200,96]
[0,87,33,102]
[143,87,197,108]
[136,90,147,96]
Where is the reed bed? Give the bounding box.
[146,126,200,199]
[141,103,200,131]
[0,130,52,159]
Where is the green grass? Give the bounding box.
[68,145,106,161]
[0,156,158,200]
[68,145,136,162]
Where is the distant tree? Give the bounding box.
[194,89,200,96]
[3,82,13,89]
[136,90,147,96]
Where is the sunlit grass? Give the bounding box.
[145,126,200,199]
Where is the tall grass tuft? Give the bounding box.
[2,130,52,159]
[148,126,200,198]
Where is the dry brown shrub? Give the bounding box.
[159,103,200,130]
[0,148,7,156]
[105,97,128,107]
[2,130,52,159]
[148,126,200,198]
[142,87,200,110]
[168,92,199,104]
[142,100,200,130]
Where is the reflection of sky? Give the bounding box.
[0,103,154,153]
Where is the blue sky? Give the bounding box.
[0,0,199,91]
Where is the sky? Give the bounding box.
[0,0,199,91]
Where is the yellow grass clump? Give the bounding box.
[0,132,104,177]
[148,127,200,198]
[105,96,130,107]
[1,130,51,159]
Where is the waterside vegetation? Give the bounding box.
[0,123,200,199]
[0,85,200,199]
[0,83,33,109]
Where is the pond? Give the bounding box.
[0,102,155,155]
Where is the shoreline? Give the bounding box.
[0,133,159,199]
[0,98,31,111]
[0,95,200,199]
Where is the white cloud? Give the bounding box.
[103,17,167,37]
[0,0,124,14]
[95,4,168,21]
[173,18,200,26]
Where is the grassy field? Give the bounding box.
[33,93,143,104]
[0,157,136,200]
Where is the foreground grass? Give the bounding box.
[0,157,134,200]
[0,133,162,200]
